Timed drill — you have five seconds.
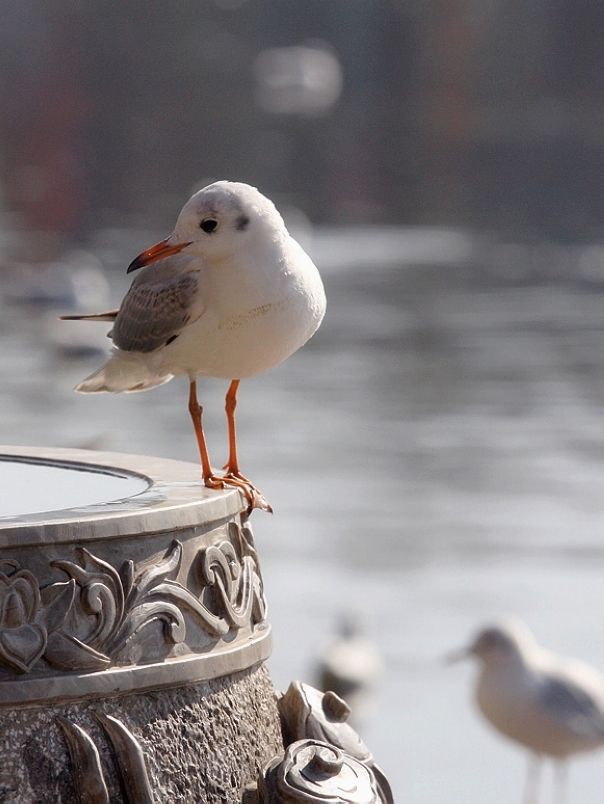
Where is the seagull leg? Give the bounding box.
[188,380,223,491]
[523,754,542,804]
[223,380,245,478]
[553,761,567,804]
[222,379,273,513]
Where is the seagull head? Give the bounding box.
[448,620,536,669]
[127,181,287,273]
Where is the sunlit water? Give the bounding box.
[2,227,604,801]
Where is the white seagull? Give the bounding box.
[449,621,604,804]
[63,181,326,511]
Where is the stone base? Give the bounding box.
[0,448,283,803]
[0,663,282,804]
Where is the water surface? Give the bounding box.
[2,227,604,801]
[0,458,148,517]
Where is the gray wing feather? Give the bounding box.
[538,674,604,739]
[113,271,200,353]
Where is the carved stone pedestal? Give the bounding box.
[0,446,282,803]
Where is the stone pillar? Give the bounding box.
[0,446,283,803]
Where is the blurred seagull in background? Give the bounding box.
[449,620,604,804]
[62,181,326,511]
[316,615,383,729]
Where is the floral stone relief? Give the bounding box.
[0,521,266,677]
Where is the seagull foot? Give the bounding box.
[203,473,273,514]
[202,475,226,491]
[224,472,273,514]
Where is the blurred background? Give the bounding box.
[2,1,604,800]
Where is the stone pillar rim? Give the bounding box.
[0,444,243,545]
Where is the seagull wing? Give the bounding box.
[538,673,604,740]
[112,257,205,354]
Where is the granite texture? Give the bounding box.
[0,662,282,803]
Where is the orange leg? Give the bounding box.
[188,380,223,489]
[223,379,273,513]
[188,379,272,513]
[224,379,245,478]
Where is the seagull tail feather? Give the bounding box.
[75,352,173,394]
[60,310,119,322]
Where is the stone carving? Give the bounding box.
[279,681,371,761]
[56,713,153,804]
[199,521,268,633]
[0,449,279,801]
[277,682,393,804]
[0,560,78,674]
[95,713,154,804]
[55,541,199,658]
[255,739,380,803]
[56,716,109,803]
[0,522,266,677]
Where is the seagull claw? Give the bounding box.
[203,472,272,514]
[223,471,273,514]
[203,475,226,492]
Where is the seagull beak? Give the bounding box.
[127,237,193,273]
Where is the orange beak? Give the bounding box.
[127,237,193,273]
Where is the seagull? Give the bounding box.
[449,620,604,804]
[62,181,326,511]
[316,616,383,728]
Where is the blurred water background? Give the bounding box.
[2,2,604,801]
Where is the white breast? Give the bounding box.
[155,237,326,380]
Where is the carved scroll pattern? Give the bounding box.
[56,713,153,804]
[0,523,266,676]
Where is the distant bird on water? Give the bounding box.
[449,620,604,804]
[63,181,326,511]
[316,616,383,728]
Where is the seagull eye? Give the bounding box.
[200,219,218,233]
